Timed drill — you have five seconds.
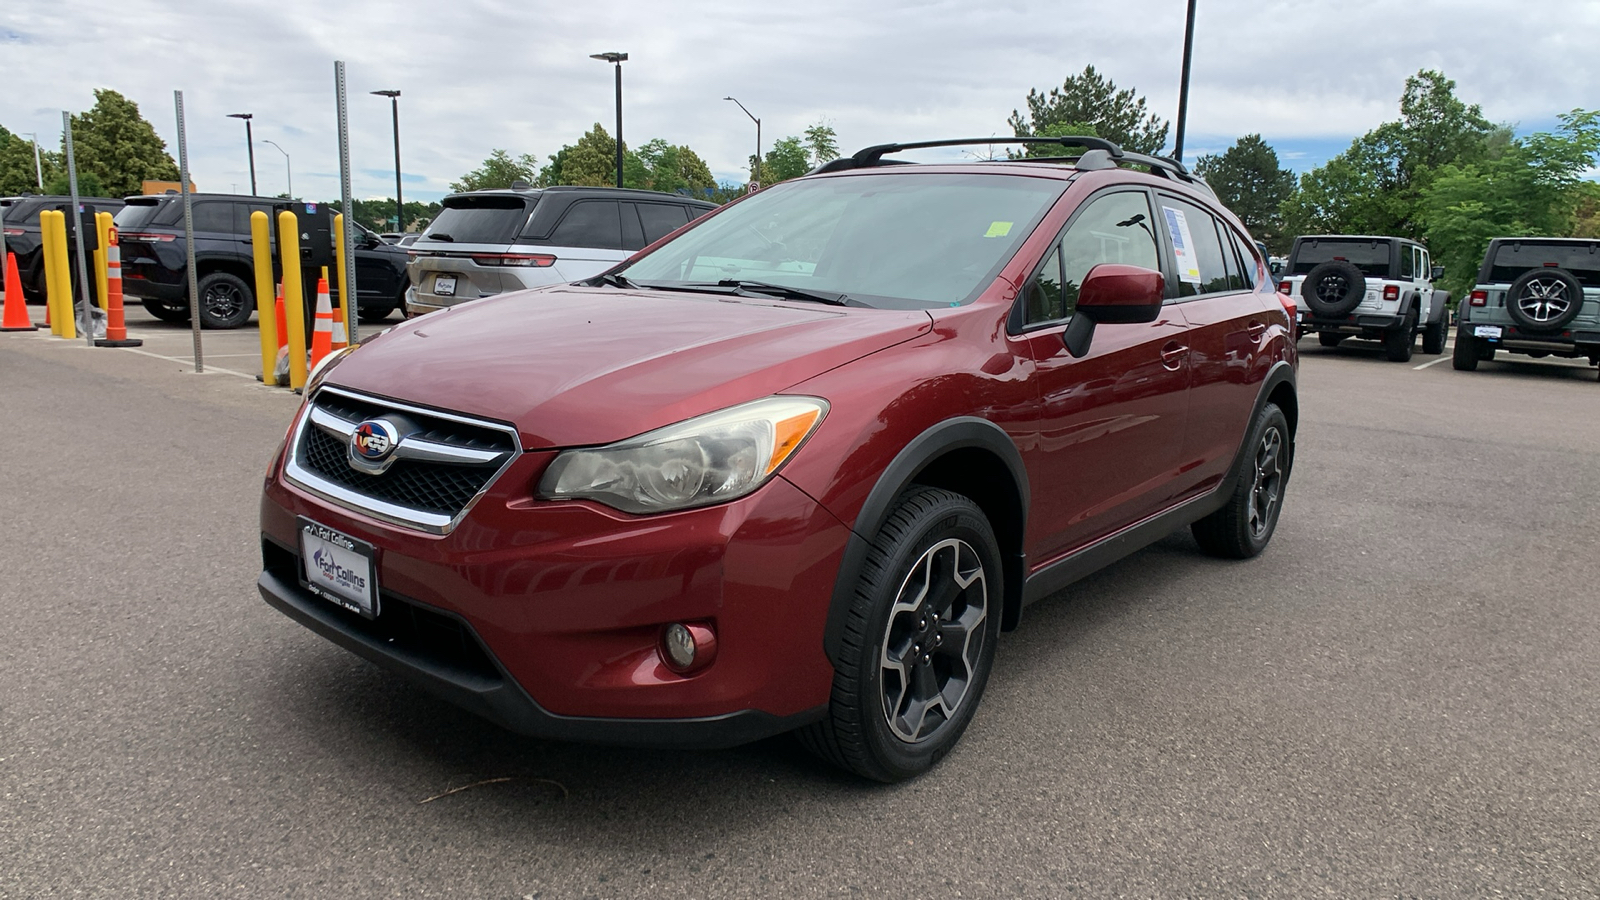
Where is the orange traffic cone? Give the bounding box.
[274,282,288,355]
[93,232,141,347]
[309,276,333,370]
[331,301,348,352]
[1,252,38,332]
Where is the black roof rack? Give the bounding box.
[811,136,1212,195]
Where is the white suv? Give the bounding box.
[406,185,716,315]
[1277,235,1449,362]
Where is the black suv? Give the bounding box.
[115,194,409,329]
[0,195,127,301]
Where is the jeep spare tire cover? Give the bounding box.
[1300,260,1368,317]
[1504,267,1584,331]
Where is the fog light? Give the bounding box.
[660,622,717,674]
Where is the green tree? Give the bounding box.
[1008,65,1168,155]
[450,149,540,192]
[44,171,107,197]
[64,89,180,197]
[1280,69,1495,241]
[1420,109,1600,298]
[803,121,839,167]
[0,127,60,194]
[549,124,647,187]
[635,138,716,194]
[1193,135,1296,251]
[755,136,811,185]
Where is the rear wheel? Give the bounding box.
[1451,323,1479,371]
[1384,309,1416,362]
[197,271,254,329]
[1317,332,1344,348]
[1421,316,1446,355]
[1192,403,1290,559]
[797,487,1001,782]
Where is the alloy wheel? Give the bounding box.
[879,538,988,744]
[1249,427,1284,540]
[204,282,246,320]
[1515,275,1573,324]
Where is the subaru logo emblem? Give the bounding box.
[351,419,400,462]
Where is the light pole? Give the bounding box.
[227,113,256,195]
[370,90,403,231]
[260,139,291,199]
[723,97,761,190]
[589,52,628,188]
[22,132,43,189]
[1173,0,1198,161]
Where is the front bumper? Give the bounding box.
[259,450,850,746]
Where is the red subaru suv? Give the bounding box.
[259,137,1298,781]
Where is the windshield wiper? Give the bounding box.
[427,233,455,242]
[710,279,853,307]
[592,272,635,289]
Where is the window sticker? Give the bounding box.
[984,221,1013,238]
[1162,206,1202,285]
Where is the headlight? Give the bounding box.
[537,396,828,514]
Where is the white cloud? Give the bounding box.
[3,0,1596,201]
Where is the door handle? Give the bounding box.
[1159,342,1188,370]
[1247,321,1267,341]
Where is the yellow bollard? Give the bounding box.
[278,211,308,390]
[40,211,64,335]
[95,211,113,311]
[53,211,77,341]
[250,211,277,384]
[334,214,354,340]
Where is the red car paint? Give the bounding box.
[258,160,1295,746]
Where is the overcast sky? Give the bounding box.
[3,0,1597,207]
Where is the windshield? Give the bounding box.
[1291,239,1392,278]
[423,195,533,245]
[1484,240,1600,287]
[620,172,1066,309]
[114,199,168,231]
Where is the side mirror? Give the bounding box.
[1063,264,1166,358]
[1430,265,1445,281]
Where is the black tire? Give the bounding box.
[1317,332,1344,348]
[797,487,1002,782]
[1300,260,1367,317]
[141,297,191,324]
[1192,403,1290,559]
[196,271,254,329]
[1421,317,1446,355]
[1451,322,1479,371]
[1505,267,1583,332]
[358,302,396,324]
[1383,308,1416,362]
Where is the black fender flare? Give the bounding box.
[820,416,1029,666]
[1222,360,1298,498]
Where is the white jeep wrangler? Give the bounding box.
[1277,235,1449,362]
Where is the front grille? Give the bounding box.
[285,386,520,532]
[301,427,494,516]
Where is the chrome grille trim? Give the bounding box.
[284,386,523,535]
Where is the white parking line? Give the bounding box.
[116,347,257,379]
[1413,356,1451,370]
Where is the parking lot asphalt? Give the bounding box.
[3,316,1598,898]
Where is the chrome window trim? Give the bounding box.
[284,386,523,535]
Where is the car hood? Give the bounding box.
[326,285,932,448]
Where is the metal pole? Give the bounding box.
[755,119,762,188]
[25,133,43,188]
[245,119,257,195]
[1173,0,1198,161]
[614,62,624,188]
[335,61,359,343]
[175,91,203,373]
[63,111,95,347]
[391,95,403,232]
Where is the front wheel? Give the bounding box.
[797,487,1002,782]
[1192,403,1291,559]
[1421,316,1446,355]
[142,297,191,323]
[1317,332,1344,348]
[1451,323,1479,371]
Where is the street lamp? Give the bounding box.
[22,132,43,189]
[227,113,256,195]
[1172,0,1198,161]
[370,90,403,232]
[723,97,761,190]
[259,139,291,200]
[589,52,628,188]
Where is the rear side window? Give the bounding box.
[548,200,624,250]
[427,195,532,245]
[1485,241,1600,287]
[1292,239,1392,278]
[1,198,50,226]
[1400,244,1414,278]
[1160,197,1229,297]
[637,202,689,244]
[236,204,276,235]
[191,202,234,233]
[114,199,168,231]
